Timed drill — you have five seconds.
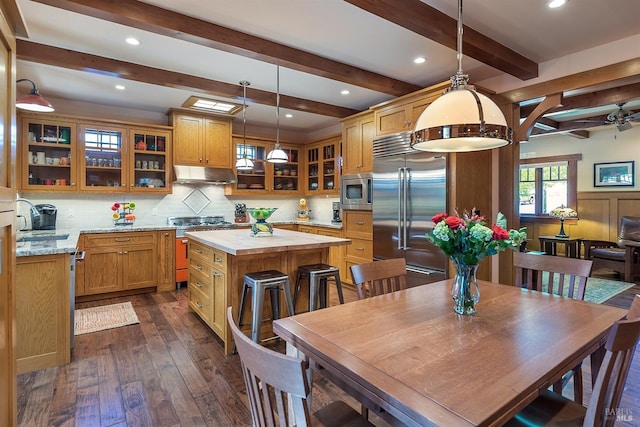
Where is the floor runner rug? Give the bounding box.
[541,272,635,304]
[74,301,139,335]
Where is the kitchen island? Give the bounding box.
[185,228,351,354]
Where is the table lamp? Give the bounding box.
[549,205,578,238]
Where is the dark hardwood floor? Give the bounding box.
[17,277,640,427]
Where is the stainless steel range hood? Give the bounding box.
[173,165,237,184]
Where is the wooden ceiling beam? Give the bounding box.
[501,58,640,103]
[520,82,640,117]
[31,0,421,97]
[344,0,538,80]
[16,40,360,118]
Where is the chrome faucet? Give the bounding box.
[16,198,40,230]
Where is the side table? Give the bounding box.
[538,236,583,258]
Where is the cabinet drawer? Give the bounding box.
[316,228,343,238]
[345,238,373,260]
[188,286,211,324]
[189,240,214,263]
[298,225,315,234]
[189,257,213,281]
[344,211,372,238]
[85,232,156,248]
[188,269,213,297]
[211,249,227,273]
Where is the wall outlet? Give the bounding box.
[68,209,75,217]
[152,208,158,216]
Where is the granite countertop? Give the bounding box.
[185,228,351,256]
[16,221,342,257]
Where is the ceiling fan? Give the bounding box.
[573,102,640,132]
[596,102,640,131]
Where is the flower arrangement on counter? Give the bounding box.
[428,210,527,265]
[111,202,136,226]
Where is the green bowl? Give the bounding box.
[248,208,278,221]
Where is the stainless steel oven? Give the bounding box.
[340,173,373,210]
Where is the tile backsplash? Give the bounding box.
[18,185,339,230]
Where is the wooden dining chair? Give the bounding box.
[503,295,640,427]
[513,252,594,404]
[226,307,373,427]
[349,258,407,300]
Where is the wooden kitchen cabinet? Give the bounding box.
[77,122,128,191]
[129,128,172,193]
[305,135,340,194]
[342,210,373,285]
[20,115,78,191]
[188,240,227,337]
[157,229,176,292]
[16,253,71,374]
[78,231,157,297]
[341,111,374,175]
[372,82,447,136]
[170,110,232,168]
[226,136,301,195]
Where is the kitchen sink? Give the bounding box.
[17,233,70,242]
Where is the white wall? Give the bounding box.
[520,125,640,193]
[17,185,339,230]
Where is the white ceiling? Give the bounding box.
[15,0,640,138]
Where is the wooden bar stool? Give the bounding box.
[237,270,294,343]
[293,263,344,312]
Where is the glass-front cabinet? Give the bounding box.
[21,117,77,191]
[305,135,340,195]
[78,123,127,191]
[130,128,171,192]
[227,136,301,195]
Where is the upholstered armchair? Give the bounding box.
[583,216,640,282]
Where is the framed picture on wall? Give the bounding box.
[594,161,635,187]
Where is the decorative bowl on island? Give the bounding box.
[248,208,277,236]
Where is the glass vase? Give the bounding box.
[250,218,273,237]
[451,262,480,315]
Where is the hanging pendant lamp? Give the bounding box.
[411,0,511,152]
[266,65,288,163]
[235,80,254,171]
[16,79,55,112]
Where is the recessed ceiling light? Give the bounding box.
[285,113,293,118]
[115,85,125,90]
[341,89,350,95]
[414,56,427,64]
[125,37,140,46]
[547,0,567,8]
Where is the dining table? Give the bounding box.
[273,279,628,426]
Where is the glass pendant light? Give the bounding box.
[16,79,55,112]
[411,0,511,152]
[266,65,288,163]
[235,80,254,171]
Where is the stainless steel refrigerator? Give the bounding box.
[373,132,447,285]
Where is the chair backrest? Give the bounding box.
[350,258,407,300]
[226,307,312,427]
[584,308,640,426]
[625,294,640,320]
[513,252,593,300]
[618,216,640,247]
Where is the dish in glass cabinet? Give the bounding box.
[249,183,264,189]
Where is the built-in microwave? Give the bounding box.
[340,173,373,210]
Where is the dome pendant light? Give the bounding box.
[235,80,254,171]
[411,0,512,152]
[16,79,55,112]
[266,65,288,163]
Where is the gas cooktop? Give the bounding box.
[168,216,232,237]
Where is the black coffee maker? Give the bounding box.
[31,204,57,230]
[331,201,342,224]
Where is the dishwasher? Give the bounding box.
[70,250,85,348]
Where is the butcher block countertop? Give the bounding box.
[185,228,351,256]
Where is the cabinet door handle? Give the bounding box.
[118,251,122,255]
[195,248,203,254]
[214,272,221,277]
[195,282,203,288]
[195,301,202,308]
[70,182,76,186]
[356,247,365,251]
[115,238,131,242]
[196,264,203,270]
[123,251,128,254]
[214,256,223,263]
[355,221,365,225]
